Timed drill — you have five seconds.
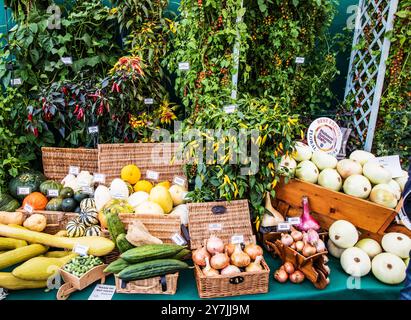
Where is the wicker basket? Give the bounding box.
[17,209,78,234]
[188,200,270,299]
[97,143,185,184]
[115,273,179,295]
[42,147,98,181]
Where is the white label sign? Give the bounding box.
[171,233,187,246]
[17,187,31,195]
[24,204,33,213]
[112,193,127,200]
[144,98,154,105]
[47,189,60,197]
[88,284,116,301]
[368,155,403,178]
[81,186,94,195]
[277,223,291,231]
[88,126,99,134]
[208,223,222,231]
[69,166,80,175]
[93,173,106,184]
[178,62,190,71]
[287,217,301,225]
[146,170,159,181]
[307,117,343,156]
[73,244,89,256]
[231,235,244,244]
[224,105,237,114]
[296,57,305,64]
[61,57,73,65]
[11,78,22,86]
[173,176,186,186]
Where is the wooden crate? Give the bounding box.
[115,273,179,295]
[274,179,409,241]
[188,200,270,299]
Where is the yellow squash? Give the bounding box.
[0,244,48,270]
[44,250,72,258]
[0,272,47,290]
[0,237,28,250]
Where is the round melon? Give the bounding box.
[363,162,392,185]
[135,201,165,215]
[169,185,187,206]
[149,186,173,214]
[349,150,375,165]
[128,191,149,209]
[343,175,372,199]
[336,159,363,179]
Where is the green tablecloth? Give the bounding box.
[4,254,402,300]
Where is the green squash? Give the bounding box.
[60,187,74,199]
[73,191,89,203]
[46,198,63,211]
[9,171,46,200]
[61,198,77,212]
[0,194,20,212]
[39,180,63,197]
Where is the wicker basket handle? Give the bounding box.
[121,275,168,292]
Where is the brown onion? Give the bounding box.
[274,269,288,283]
[291,230,303,242]
[202,257,219,277]
[323,255,329,264]
[230,244,251,268]
[289,270,305,283]
[302,243,317,257]
[224,243,236,256]
[290,242,296,250]
[192,246,210,267]
[295,240,304,252]
[207,235,225,255]
[323,265,331,274]
[210,253,230,270]
[283,262,295,274]
[281,233,294,247]
[244,244,263,260]
[315,239,326,253]
[221,265,241,276]
[245,256,263,272]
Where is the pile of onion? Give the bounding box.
[274,262,305,284]
[198,235,264,277]
[281,228,326,257]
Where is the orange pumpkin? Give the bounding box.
[22,192,48,211]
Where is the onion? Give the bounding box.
[295,160,319,183]
[224,243,236,257]
[290,242,296,250]
[349,150,375,166]
[323,255,329,264]
[355,238,382,259]
[340,247,371,277]
[283,262,295,274]
[295,241,304,252]
[230,244,251,268]
[281,233,294,247]
[245,256,264,272]
[202,257,219,277]
[318,168,343,191]
[311,151,338,170]
[372,252,406,285]
[296,197,320,232]
[302,243,317,257]
[210,253,230,270]
[274,268,288,283]
[192,246,210,267]
[336,159,363,179]
[327,239,345,258]
[363,162,392,185]
[315,239,326,253]
[244,244,263,260]
[207,235,225,255]
[370,186,398,208]
[329,220,358,249]
[291,230,303,242]
[381,233,411,259]
[306,229,320,245]
[343,175,372,199]
[293,142,312,162]
[289,270,305,284]
[323,265,331,274]
[221,265,241,276]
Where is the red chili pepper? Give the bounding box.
[74,104,80,114]
[77,108,84,120]
[111,82,117,92]
[28,114,33,121]
[62,87,68,95]
[33,127,39,137]
[72,94,76,100]
[115,83,121,93]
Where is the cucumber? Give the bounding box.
[120,244,185,264]
[106,212,126,243]
[170,248,191,260]
[104,258,129,274]
[118,259,189,281]
[116,233,134,253]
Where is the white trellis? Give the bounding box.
[344,0,399,151]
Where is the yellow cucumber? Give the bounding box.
[0,244,48,270]
[0,272,47,290]
[0,224,115,256]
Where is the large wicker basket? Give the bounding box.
[188,200,270,299]
[115,273,179,295]
[17,209,78,234]
[42,147,98,181]
[97,143,185,185]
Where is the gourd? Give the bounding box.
[120,244,185,264]
[135,201,165,215]
[66,219,86,238]
[168,185,187,206]
[0,272,47,290]
[110,178,130,199]
[104,258,130,274]
[46,198,63,211]
[116,233,134,253]
[94,185,112,212]
[0,238,28,250]
[23,214,47,232]
[78,212,99,227]
[106,211,126,243]
[0,211,25,225]
[9,171,46,200]
[39,180,63,197]
[85,225,102,237]
[80,198,96,212]
[12,253,77,281]
[118,259,189,281]
[0,244,48,270]
[0,224,115,256]
[149,186,173,214]
[22,192,48,211]
[61,198,77,212]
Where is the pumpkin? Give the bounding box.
[121,165,141,185]
[66,219,86,238]
[22,192,48,211]
[99,199,134,229]
[149,186,173,214]
[23,214,47,232]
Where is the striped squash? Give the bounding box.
[66,219,86,238]
[78,212,99,227]
[80,198,96,211]
[85,225,102,237]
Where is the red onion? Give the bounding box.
[281,233,294,247]
[192,246,210,267]
[295,241,304,252]
[291,230,303,242]
[210,253,230,270]
[202,257,219,277]
[315,239,326,253]
[302,243,317,257]
[221,265,241,276]
[274,269,288,283]
[283,262,295,274]
[296,197,320,231]
[207,235,225,255]
[244,244,263,260]
[289,270,305,283]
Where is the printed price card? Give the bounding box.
[295,57,305,64]
[171,233,187,246]
[81,186,94,195]
[368,155,403,178]
[208,223,222,231]
[24,204,33,213]
[224,105,237,114]
[88,126,99,134]
[61,57,73,65]
[146,170,159,181]
[73,244,89,256]
[10,78,22,86]
[17,187,31,195]
[287,217,301,225]
[277,223,291,231]
[231,235,244,244]
[69,166,80,175]
[47,189,59,197]
[178,62,190,71]
[93,173,106,184]
[173,176,186,186]
[88,285,116,301]
[144,98,154,105]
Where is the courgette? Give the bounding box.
[121,244,185,264]
[106,212,126,243]
[0,272,47,290]
[0,244,48,270]
[104,258,129,274]
[0,237,28,250]
[118,259,189,281]
[116,233,134,253]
